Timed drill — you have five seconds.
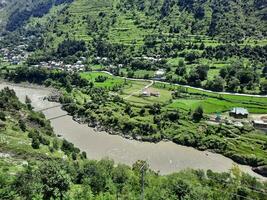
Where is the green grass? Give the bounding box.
[134,70,155,78]
[166,97,267,114]
[80,72,125,88]
[108,12,152,46]
[79,71,267,113]
[123,86,173,106]
[154,83,267,114]
[0,122,64,160]
[90,64,105,70]
[71,89,90,104]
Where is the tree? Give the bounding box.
[175,60,186,76]
[139,107,146,116]
[39,161,71,200]
[112,164,129,196]
[19,119,26,132]
[227,77,240,92]
[31,137,40,149]
[236,69,254,85]
[169,177,190,200]
[0,112,6,121]
[196,65,209,81]
[263,66,267,76]
[185,52,199,63]
[127,70,135,78]
[125,104,133,116]
[199,42,205,50]
[260,80,267,94]
[205,76,225,92]
[192,106,204,122]
[81,161,108,194]
[187,70,201,87]
[25,95,33,110]
[57,39,87,58]
[149,104,161,115]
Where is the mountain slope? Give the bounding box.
[0,0,73,32]
[37,0,267,50]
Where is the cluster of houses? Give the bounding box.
[0,45,29,65]
[35,58,86,72]
[214,107,267,131]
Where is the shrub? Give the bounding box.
[32,137,40,149]
[192,106,203,122]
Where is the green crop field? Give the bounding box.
[79,72,267,114]
[80,72,125,88]
[155,83,267,114]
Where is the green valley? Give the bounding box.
[1,0,267,199]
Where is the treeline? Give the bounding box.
[203,45,267,63]
[2,159,267,200]
[57,39,87,58]
[6,66,89,90]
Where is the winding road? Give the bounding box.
[96,70,267,98]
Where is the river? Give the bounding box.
[0,82,265,180]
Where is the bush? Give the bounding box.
[19,119,26,132]
[0,112,6,121]
[192,106,203,122]
[32,137,40,149]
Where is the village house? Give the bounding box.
[253,120,267,130]
[154,69,165,79]
[229,107,249,119]
[141,88,160,97]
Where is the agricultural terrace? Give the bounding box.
[80,72,267,114]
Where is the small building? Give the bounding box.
[154,69,165,78]
[141,89,150,97]
[229,107,249,119]
[253,120,267,130]
[215,112,222,122]
[141,88,160,97]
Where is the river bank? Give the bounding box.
[0,82,266,180]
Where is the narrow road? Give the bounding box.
[96,71,267,98]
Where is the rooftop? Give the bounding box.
[230,107,249,115]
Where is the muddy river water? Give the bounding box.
[1,82,265,180]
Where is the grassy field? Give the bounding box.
[80,71,125,88]
[156,83,267,114]
[124,86,173,107]
[79,72,267,114]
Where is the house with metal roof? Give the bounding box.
[229,107,249,118]
[253,120,267,130]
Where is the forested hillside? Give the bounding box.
[0,0,73,32]
[36,0,267,46]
